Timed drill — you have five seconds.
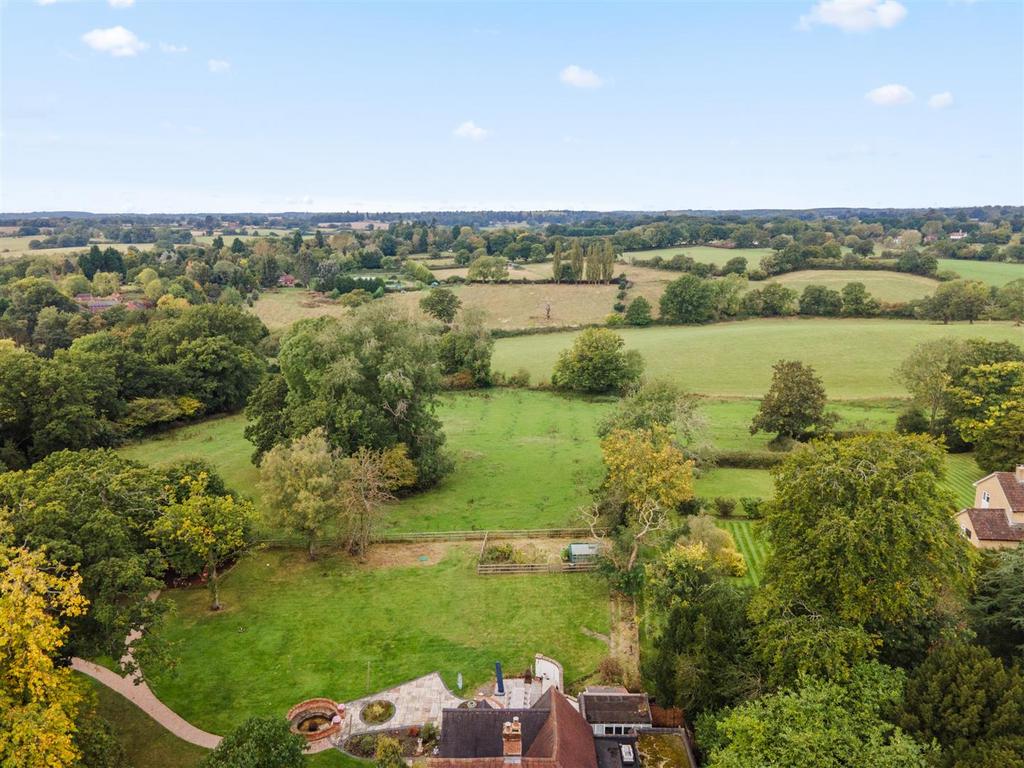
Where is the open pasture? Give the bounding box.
[492,319,1024,399]
[386,282,618,330]
[118,389,984,536]
[118,414,261,506]
[249,288,353,331]
[0,240,138,264]
[764,269,940,303]
[937,258,1024,286]
[147,547,610,734]
[623,246,773,269]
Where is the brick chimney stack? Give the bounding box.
[1016,465,1024,484]
[502,717,522,761]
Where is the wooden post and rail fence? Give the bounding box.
[253,527,604,575]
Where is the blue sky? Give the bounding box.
[1,0,1021,212]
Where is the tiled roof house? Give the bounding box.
[956,466,1024,549]
[431,688,638,768]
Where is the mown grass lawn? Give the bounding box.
[118,391,613,533]
[716,519,768,587]
[86,672,371,767]
[85,677,209,768]
[147,547,610,734]
[492,319,1023,399]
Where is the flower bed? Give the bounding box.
[360,699,396,725]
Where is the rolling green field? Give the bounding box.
[119,391,909,534]
[492,319,1023,399]
[119,414,262,505]
[0,237,143,264]
[623,246,773,269]
[148,548,610,734]
[937,258,1024,287]
[764,270,939,303]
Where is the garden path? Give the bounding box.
[73,659,463,755]
[71,657,222,749]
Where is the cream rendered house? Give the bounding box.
[956,466,1024,549]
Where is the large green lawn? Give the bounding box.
[387,391,611,531]
[623,246,773,269]
[492,319,1023,399]
[148,548,610,734]
[938,258,1024,287]
[700,398,898,452]
[764,270,939,303]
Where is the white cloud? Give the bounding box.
[81,26,148,57]
[207,58,230,73]
[453,121,488,141]
[559,64,603,89]
[159,42,189,54]
[799,0,907,32]
[108,0,135,7]
[865,83,914,105]
[36,0,60,5]
[928,91,954,109]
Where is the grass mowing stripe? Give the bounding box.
[717,519,766,587]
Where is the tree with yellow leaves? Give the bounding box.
[0,539,88,768]
[599,425,694,511]
[584,426,695,576]
[151,474,253,611]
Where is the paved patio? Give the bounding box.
[342,672,465,737]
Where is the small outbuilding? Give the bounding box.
[568,542,600,564]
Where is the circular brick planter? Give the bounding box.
[287,698,343,742]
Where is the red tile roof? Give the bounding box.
[527,689,598,768]
[992,473,1024,512]
[430,690,597,768]
[963,508,1024,542]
